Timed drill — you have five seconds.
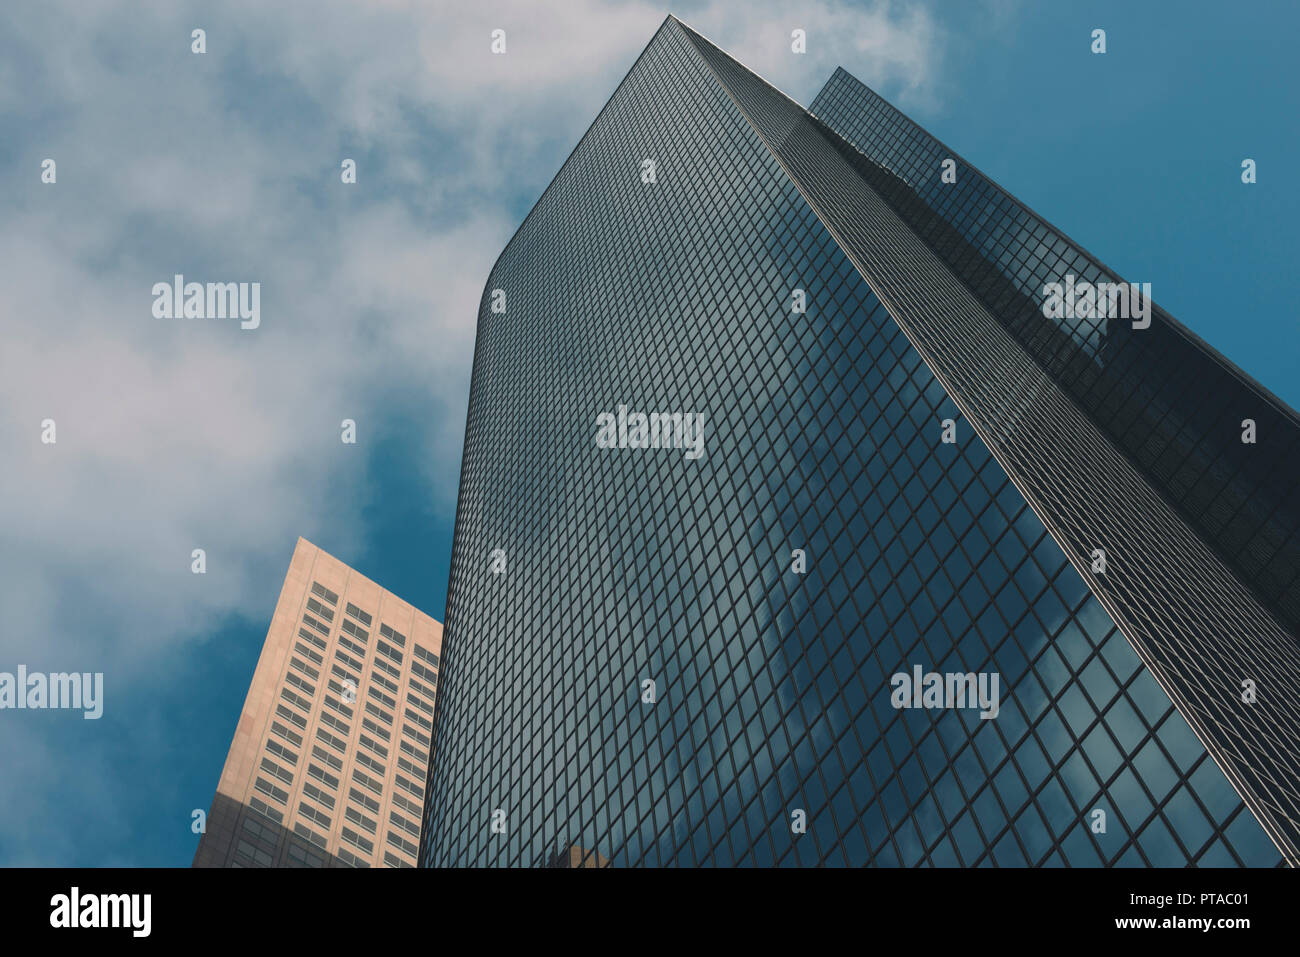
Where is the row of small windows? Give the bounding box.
[280,687,312,714]
[345,805,378,835]
[289,655,319,682]
[253,776,289,805]
[298,800,331,831]
[363,716,390,743]
[276,703,306,731]
[295,640,324,666]
[285,671,315,697]
[316,727,347,754]
[248,795,283,826]
[391,810,420,838]
[413,644,438,668]
[302,613,330,638]
[379,623,406,648]
[345,601,372,626]
[293,821,327,850]
[310,581,338,606]
[306,596,334,622]
[302,780,334,810]
[298,627,327,652]
[260,756,292,786]
[307,761,339,791]
[287,841,326,869]
[411,660,438,685]
[387,830,418,858]
[337,846,370,868]
[376,638,403,666]
[342,617,369,643]
[341,826,374,856]
[270,719,303,749]
[265,738,298,766]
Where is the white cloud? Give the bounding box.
[0,0,945,864]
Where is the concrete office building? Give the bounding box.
[195,538,441,868]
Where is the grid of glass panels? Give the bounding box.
[422,18,1281,867]
[811,69,1300,638]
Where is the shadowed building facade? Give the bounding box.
[195,538,441,868]
[421,17,1299,867]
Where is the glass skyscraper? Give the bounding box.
[421,16,1300,867]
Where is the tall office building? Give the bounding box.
[195,538,441,868]
[422,17,1300,867]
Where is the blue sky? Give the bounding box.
[0,0,1294,866]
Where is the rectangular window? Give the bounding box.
[310,582,338,605]
[306,762,340,791]
[414,644,438,668]
[365,702,393,726]
[378,623,407,648]
[302,781,335,810]
[270,720,303,748]
[376,639,403,665]
[265,738,298,765]
[345,602,373,627]
[305,596,335,621]
[298,801,331,830]
[276,703,307,730]
[289,656,320,681]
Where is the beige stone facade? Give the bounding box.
[194,537,441,868]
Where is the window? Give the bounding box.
[345,602,373,627]
[324,694,354,720]
[289,656,320,681]
[387,830,418,857]
[338,635,367,659]
[302,613,330,637]
[276,703,307,730]
[306,762,340,790]
[368,686,397,710]
[405,707,432,731]
[341,827,374,855]
[395,774,423,800]
[265,738,298,765]
[372,657,401,680]
[397,755,424,778]
[285,672,315,697]
[366,702,393,725]
[260,756,293,785]
[294,822,328,849]
[349,787,380,814]
[337,847,370,869]
[345,806,378,834]
[318,710,349,737]
[305,596,334,621]
[315,727,347,754]
[359,733,389,760]
[335,649,363,674]
[384,852,412,869]
[294,641,324,665]
[287,841,326,868]
[391,810,420,838]
[352,768,383,796]
[371,672,399,695]
[411,660,437,684]
[376,639,403,665]
[311,745,343,772]
[298,628,327,652]
[414,644,439,668]
[362,717,390,742]
[270,719,303,748]
[248,796,284,825]
[280,687,312,713]
[403,724,430,749]
[310,582,339,605]
[379,623,407,648]
[302,781,335,810]
[409,676,436,700]
[407,692,434,716]
[355,751,386,777]
[391,792,421,818]
[298,801,332,830]
[341,618,369,642]
[254,777,289,805]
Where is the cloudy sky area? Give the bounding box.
[0,0,1295,865]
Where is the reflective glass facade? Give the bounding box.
[422,17,1294,867]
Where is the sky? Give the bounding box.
[0,0,1295,866]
